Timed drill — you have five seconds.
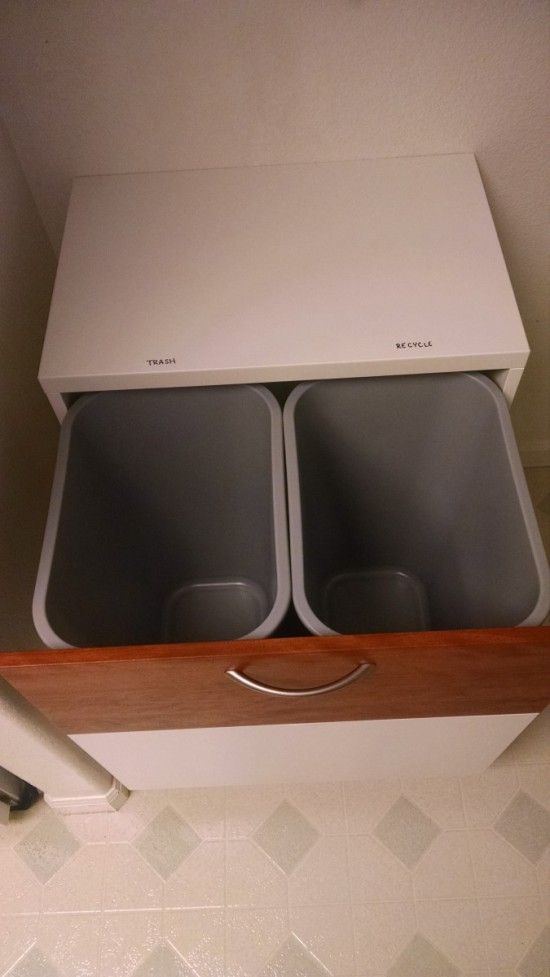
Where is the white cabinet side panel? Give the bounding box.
[71,714,536,790]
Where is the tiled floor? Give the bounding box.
[0,468,548,976]
[0,725,548,977]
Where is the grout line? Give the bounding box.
[93,903,103,977]
[96,898,106,977]
[40,907,104,916]
[2,940,40,977]
[223,785,227,976]
[10,890,549,921]
[96,829,112,976]
[532,819,548,969]
[98,838,109,917]
[341,782,359,977]
[398,773,421,967]
[18,904,431,918]
[283,786,292,956]
[458,770,491,973]
[0,912,42,918]
[349,824,496,838]
[84,907,164,915]
[36,863,45,920]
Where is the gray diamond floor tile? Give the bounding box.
[259,934,330,977]
[7,946,60,977]
[15,816,80,883]
[374,796,440,868]
[253,800,319,874]
[133,942,195,977]
[517,923,550,977]
[134,806,200,879]
[495,791,550,863]
[388,933,459,977]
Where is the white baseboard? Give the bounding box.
[521,439,550,468]
[44,778,129,814]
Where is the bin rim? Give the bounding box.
[33,385,291,648]
[283,372,550,633]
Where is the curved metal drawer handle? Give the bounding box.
[225,662,372,697]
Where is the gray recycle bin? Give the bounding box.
[33,386,290,647]
[284,373,550,635]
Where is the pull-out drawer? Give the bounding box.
[1,628,548,788]
[1,629,549,735]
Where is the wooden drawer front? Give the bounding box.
[0,628,548,735]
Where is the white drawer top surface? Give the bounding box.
[39,154,528,396]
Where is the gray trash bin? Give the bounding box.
[284,373,550,635]
[33,385,290,647]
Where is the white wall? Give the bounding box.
[0,119,57,648]
[0,0,548,456]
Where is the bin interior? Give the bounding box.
[287,373,547,633]
[40,386,285,646]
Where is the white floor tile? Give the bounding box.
[517,762,550,810]
[353,902,417,974]
[401,777,466,830]
[541,882,550,918]
[5,944,59,977]
[226,839,287,908]
[344,780,402,836]
[288,837,350,907]
[60,811,112,845]
[415,898,488,971]
[290,904,356,975]
[386,932,459,977]
[349,836,413,903]
[413,832,475,900]
[157,787,226,840]
[0,850,42,915]
[163,841,225,908]
[468,829,539,898]
[258,933,332,977]
[164,909,225,977]
[461,768,519,828]
[42,844,107,914]
[102,844,164,911]
[285,782,347,836]
[38,912,102,977]
[536,843,550,888]
[0,916,38,975]
[225,785,286,839]
[226,908,289,977]
[98,911,162,977]
[478,896,546,970]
